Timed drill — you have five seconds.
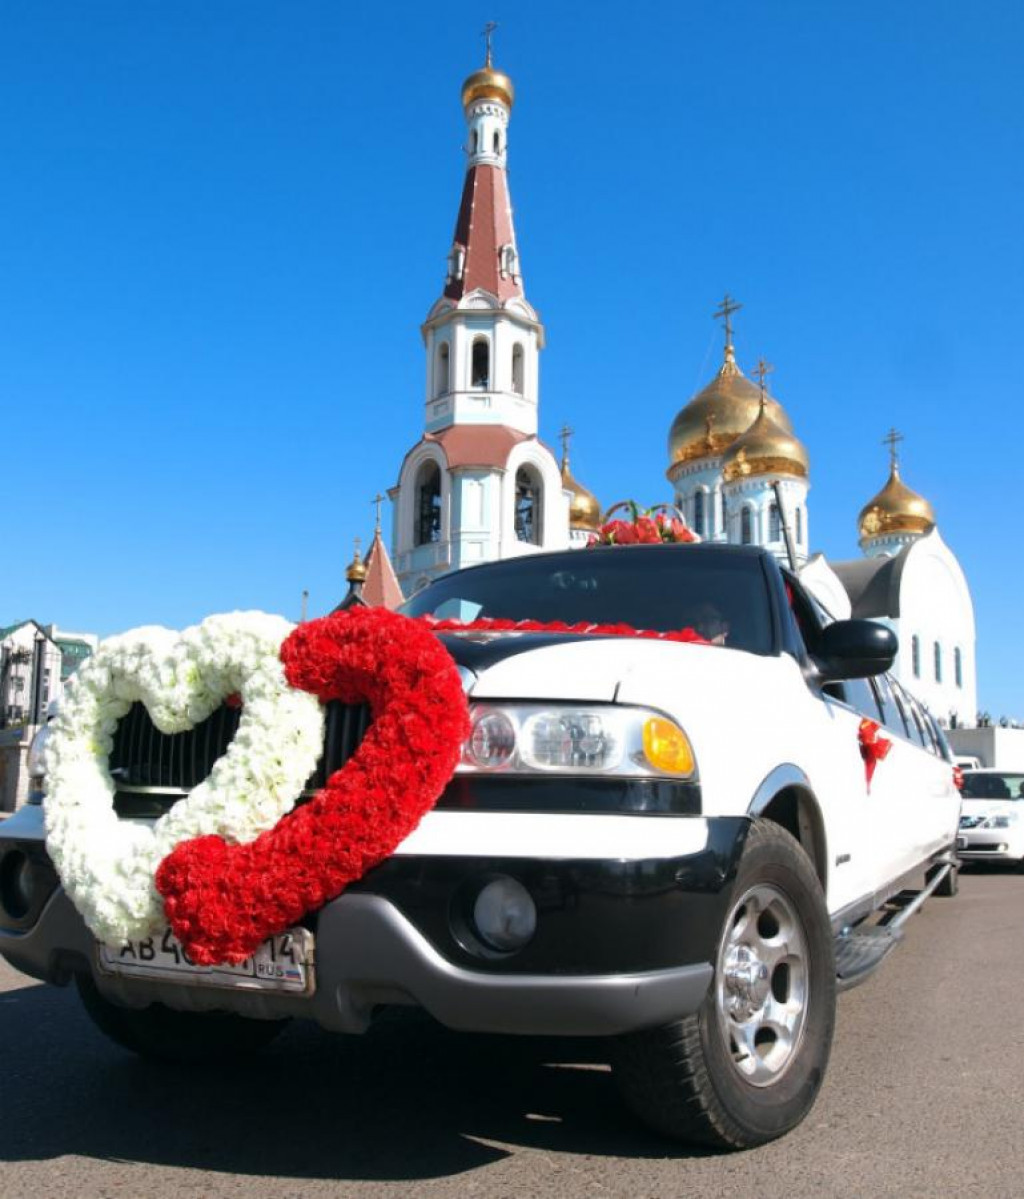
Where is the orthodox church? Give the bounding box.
[363,47,976,729]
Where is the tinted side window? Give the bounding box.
[892,681,928,748]
[925,711,952,762]
[873,673,909,739]
[782,578,825,657]
[911,697,940,756]
[842,676,882,720]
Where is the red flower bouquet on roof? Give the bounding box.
[592,502,701,547]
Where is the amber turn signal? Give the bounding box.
[642,717,695,776]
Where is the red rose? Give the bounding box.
[635,517,661,544]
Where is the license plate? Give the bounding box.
[97,927,315,995]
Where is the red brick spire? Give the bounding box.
[444,166,522,303]
[442,54,523,304]
[362,528,405,610]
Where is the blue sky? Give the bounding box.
[1,2,1021,718]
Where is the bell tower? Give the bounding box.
[390,33,569,594]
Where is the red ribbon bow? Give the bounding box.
[858,718,892,791]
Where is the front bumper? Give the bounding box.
[4,887,713,1036]
[957,828,1024,863]
[0,805,747,1037]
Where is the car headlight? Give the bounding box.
[27,724,50,779]
[25,724,51,804]
[459,704,696,778]
[981,813,1018,829]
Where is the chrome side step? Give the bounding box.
[835,858,955,992]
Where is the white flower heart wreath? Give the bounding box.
[43,611,325,946]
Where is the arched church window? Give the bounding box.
[720,496,727,537]
[954,647,963,688]
[493,130,501,154]
[769,503,781,541]
[934,641,942,684]
[693,491,705,537]
[511,344,524,395]
[795,507,803,544]
[471,338,490,389]
[515,467,542,545]
[470,130,478,154]
[912,635,921,678]
[740,506,753,545]
[436,343,450,396]
[414,462,442,546]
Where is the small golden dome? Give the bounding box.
[858,463,935,541]
[346,544,367,584]
[721,400,810,483]
[461,64,514,110]
[561,457,601,531]
[667,345,794,473]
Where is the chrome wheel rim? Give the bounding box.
[714,883,810,1088]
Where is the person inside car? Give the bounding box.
[687,602,730,646]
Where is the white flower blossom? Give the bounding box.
[44,612,325,945]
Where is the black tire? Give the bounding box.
[613,819,836,1150]
[76,973,287,1064]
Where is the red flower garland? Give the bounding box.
[155,607,470,965]
[424,615,707,646]
[858,717,892,791]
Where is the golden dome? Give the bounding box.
[721,400,809,482]
[561,456,601,531]
[858,463,935,541]
[461,64,514,110]
[346,544,367,584]
[667,345,794,474]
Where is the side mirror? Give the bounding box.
[815,619,897,681]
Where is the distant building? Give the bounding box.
[0,621,97,812]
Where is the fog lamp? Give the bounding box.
[642,716,695,775]
[0,852,35,920]
[472,876,537,952]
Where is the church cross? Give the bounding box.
[371,492,386,534]
[713,293,743,347]
[752,358,774,405]
[558,423,574,465]
[882,427,903,469]
[482,21,498,67]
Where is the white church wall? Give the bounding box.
[888,532,976,727]
[799,555,853,620]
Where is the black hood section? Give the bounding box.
[437,631,610,674]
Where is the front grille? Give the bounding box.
[110,703,243,790]
[311,702,373,788]
[110,700,372,802]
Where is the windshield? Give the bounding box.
[960,772,1024,800]
[400,545,775,655]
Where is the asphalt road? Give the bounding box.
[1,865,1022,1199]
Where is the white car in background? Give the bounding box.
[958,769,1024,866]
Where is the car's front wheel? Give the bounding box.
[76,973,288,1063]
[613,819,836,1149]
